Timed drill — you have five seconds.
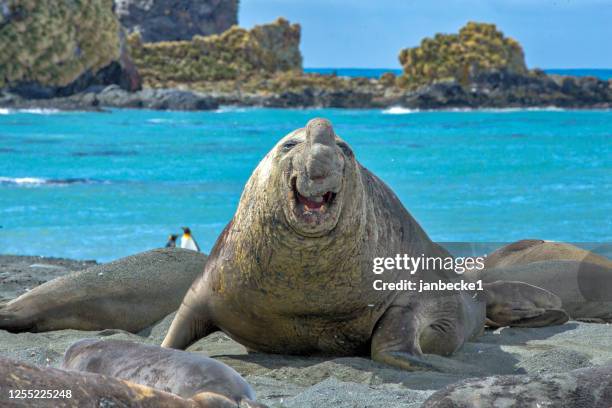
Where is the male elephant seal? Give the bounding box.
[61,339,264,407]
[0,248,207,333]
[422,363,612,408]
[162,118,565,370]
[477,240,612,321]
[0,356,242,408]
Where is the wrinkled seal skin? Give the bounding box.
[162,118,491,370]
[0,248,207,333]
[62,339,264,407]
[422,363,612,408]
[0,356,202,408]
[479,240,612,322]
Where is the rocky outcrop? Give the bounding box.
[129,17,302,88]
[114,0,239,42]
[0,85,219,111]
[400,69,612,109]
[398,22,527,89]
[0,0,141,98]
[1,11,609,111]
[2,70,610,110]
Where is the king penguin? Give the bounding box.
[180,227,200,252]
[165,234,178,248]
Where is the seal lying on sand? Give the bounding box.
[0,248,207,333]
[62,339,264,407]
[422,363,612,408]
[477,240,612,322]
[162,118,566,370]
[0,356,242,408]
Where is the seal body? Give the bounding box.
[62,339,258,406]
[0,248,207,333]
[163,118,487,370]
[422,363,612,408]
[479,240,612,321]
[0,356,202,408]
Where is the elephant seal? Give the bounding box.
[62,339,264,407]
[0,356,242,408]
[0,248,207,333]
[162,118,564,370]
[422,363,612,408]
[477,240,612,321]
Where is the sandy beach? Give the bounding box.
[1,254,611,407]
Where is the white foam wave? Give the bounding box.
[382,106,578,114]
[0,177,48,185]
[382,106,419,115]
[0,108,61,115]
[0,177,104,186]
[215,106,248,113]
[147,118,174,124]
[479,106,566,113]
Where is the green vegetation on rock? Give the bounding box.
[0,0,120,88]
[398,22,527,89]
[129,17,302,88]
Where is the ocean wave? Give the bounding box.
[0,177,106,186]
[382,106,419,115]
[147,118,175,124]
[382,106,576,114]
[0,108,61,115]
[215,106,249,113]
[436,106,568,113]
[480,106,566,113]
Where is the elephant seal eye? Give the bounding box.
[282,140,299,151]
[337,142,353,157]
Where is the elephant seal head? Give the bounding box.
[246,118,362,239]
[282,118,349,236]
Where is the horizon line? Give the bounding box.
[304,67,612,70]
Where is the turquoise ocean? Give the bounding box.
[0,69,611,262]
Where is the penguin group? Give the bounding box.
[165,227,200,252]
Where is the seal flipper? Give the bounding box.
[0,303,36,332]
[161,286,218,349]
[371,305,465,372]
[483,281,569,328]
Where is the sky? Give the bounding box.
[239,0,612,69]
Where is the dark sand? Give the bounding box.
[1,255,611,407]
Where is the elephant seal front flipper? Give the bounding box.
[0,248,207,333]
[482,281,569,328]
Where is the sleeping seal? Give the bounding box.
[162,118,565,370]
[0,356,242,407]
[0,248,207,333]
[478,240,612,321]
[62,339,264,407]
[422,363,612,408]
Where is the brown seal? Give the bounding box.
[61,339,264,407]
[422,363,612,408]
[479,240,612,322]
[0,355,243,407]
[0,248,207,333]
[162,118,565,370]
